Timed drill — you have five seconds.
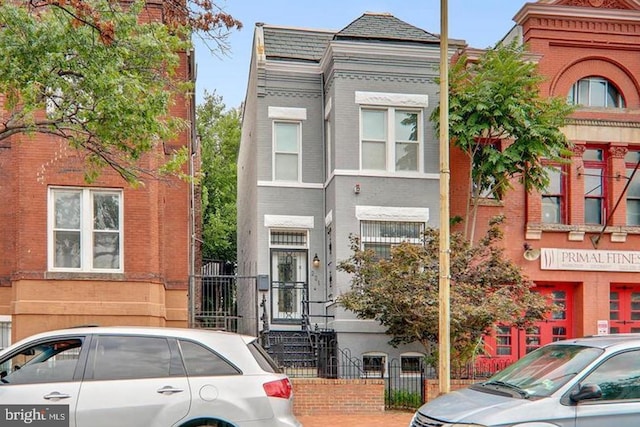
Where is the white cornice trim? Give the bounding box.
[263,61,321,75]
[264,214,315,229]
[356,205,430,222]
[514,4,640,25]
[332,169,440,180]
[255,25,266,64]
[324,97,332,119]
[355,91,428,107]
[320,41,463,70]
[325,210,333,227]
[268,106,307,120]
[257,181,324,189]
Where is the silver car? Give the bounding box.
[411,334,640,427]
[0,326,301,427]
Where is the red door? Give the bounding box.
[518,284,572,356]
[610,286,640,333]
[483,284,573,360]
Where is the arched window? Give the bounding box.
[567,77,625,108]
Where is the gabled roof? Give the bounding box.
[335,12,439,44]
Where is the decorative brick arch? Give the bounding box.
[549,56,640,108]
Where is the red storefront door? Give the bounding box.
[610,286,640,333]
[484,284,573,360]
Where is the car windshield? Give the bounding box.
[483,344,603,397]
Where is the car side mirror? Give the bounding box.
[570,383,602,402]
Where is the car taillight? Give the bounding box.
[263,378,292,399]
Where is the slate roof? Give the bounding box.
[261,12,439,64]
[336,12,439,44]
[262,26,334,63]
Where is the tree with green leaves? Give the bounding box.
[432,42,574,241]
[198,91,240,263]
[338,216,552,372]
[0,0,241,184]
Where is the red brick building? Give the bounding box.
[451,0,640,361]
[0,4,196,346]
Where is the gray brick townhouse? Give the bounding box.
[237,12,465,374]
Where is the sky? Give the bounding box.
[194,0,529,109]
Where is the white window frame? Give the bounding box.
[0,315,10,351]
[272,120,302,182]
[360,220,425,259]
[359,107,423,173]
[48,187,124,273]
[325,119,332,181]
[568,77,625,108]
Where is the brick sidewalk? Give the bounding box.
[297,411,414,427]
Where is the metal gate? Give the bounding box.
[191,272,255,333]
[385,358,426,410]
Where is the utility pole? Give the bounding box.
[438,0,451,395]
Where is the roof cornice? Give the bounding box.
[514,3,640,24]
[319,39,464,71]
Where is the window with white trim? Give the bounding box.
[361,108,421,172]
[49,187,123,272]
[626,150,640,226]
[361,220,425,259]
[0,316,10,351]
[362,352,387,378]
[541,165,566,224]
[568,77,625,108]
[273,121,301,181]
[583,148,606,225]
[400,352,424,375]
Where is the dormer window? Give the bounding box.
[567,77,625,108]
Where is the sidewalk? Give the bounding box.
[297,411,414,427]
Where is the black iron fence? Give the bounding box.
[276,341,514,410]
[191,274,243,332]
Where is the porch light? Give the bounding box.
[312,253,320,268]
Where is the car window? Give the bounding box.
[247,340,281,373]
[0,338,83,385]
[178,340,240,376]
[581,349,640,401]
[89,335,172,381]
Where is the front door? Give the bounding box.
[518,285,572,356]
[271,250,307,322]
[482,284,573,360]
[610,286,640,333]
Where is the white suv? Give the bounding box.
[0,326,301,427]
